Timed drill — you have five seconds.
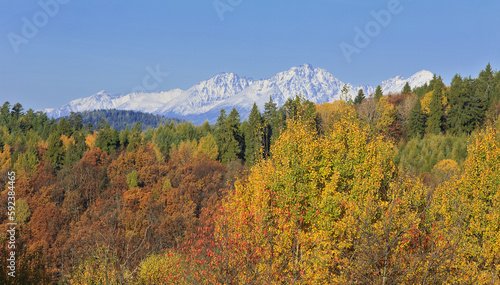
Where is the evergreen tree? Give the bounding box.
[120,126,131,148]
[73,113,84,131]
[402,82,412,95]
[354,89,365,104]
[57,118,72,137]
[214,109,240,164]
[426,76,446,134]
[448,75,486,134]
[374,85,383,100]
[201,120,211,136]
[86,122,94,133]
[128,122,142,151]
[1,102,11,129]
[95,123,119,153]
[263,96,278,158]
[244,103,263,165]
[408,98,427,139]
[97,118,107,130]
[11,103,24,119]
[45,133,65,170]
[227,108,244,159]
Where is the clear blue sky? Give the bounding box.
[1,0,499,111]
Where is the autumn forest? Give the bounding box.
[1,64,500,284]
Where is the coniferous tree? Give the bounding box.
[95,123,119,153]
[477,63,495,105]
[227,108,244,160]
[408,98,427,139]
[426,76,446,134]
[244,103,263,165]
[0,102,10,126]
[448,75,486,134]
[354,89,365,104]
[263,96,278,158]
[374,85,383,100]
[402,82,412,95]
[201,121,211,136]
[45,133,65,170]
[214,109,240,164]
[128,122,142,151]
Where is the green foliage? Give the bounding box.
[374,85,383,100]
[395,133,468,174]
[45,133,65,170]
[448,75,486,134]
[354,88,365,104]
[408,98,427,139]
[214,108,243,164]
[243,103,263,165]
[95,123,120,153]
[127,170,140,188]
[60,109,182,131]
[426,76,446,134]
[402,81,412,95]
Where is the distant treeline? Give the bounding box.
[59,109,184,131]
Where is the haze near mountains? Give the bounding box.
[44,64,433,124]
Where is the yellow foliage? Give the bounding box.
[197,133,219,161]
[0,144,12,172]
[432,159,459,182]
[421,89,448,115]
[217,106,416,283]
[85,133,97,148]
[135,251,185,284]
[420,91,433,114]
[60,134,75,149]
[434,127,500,282]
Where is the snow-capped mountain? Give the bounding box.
[44,64,433,124]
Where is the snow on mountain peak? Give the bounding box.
[44,65,433,124]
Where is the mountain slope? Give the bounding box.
[44,65,433,124]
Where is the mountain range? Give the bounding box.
[43,64,433,124]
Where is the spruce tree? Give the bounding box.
[227,108,244,160]
[45,133,65,170]
[425,76,445,134]
[402,82,412,95]
[214,109,241,164]
[374,85,383,100]
[408,98,426,139]
[450,76,485,134]
[244,103,263,165]
[263,96,278,158]
[354,89,365,104]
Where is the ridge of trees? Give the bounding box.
[59,109,184,132]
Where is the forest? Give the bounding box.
[59,109,184,132]
[0,63,499,284]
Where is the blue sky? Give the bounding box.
[1,0,499,111]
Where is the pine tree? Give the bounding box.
[448,75,486,134]
[426,76,445,134]
[128,122,142,151]
[374,85,383,100]
[214,109,241,164]
[402,82,412,95]
[95,123,119,153]
[244,103,263,165]
[408,98,427,139]
[354,89,365,104]
[263,96,278,158]
[227,108,244,160]
[45,133,65,170]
